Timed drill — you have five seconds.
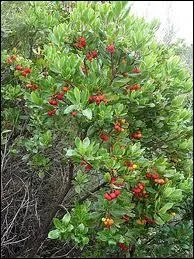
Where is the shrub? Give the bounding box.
[2,1,192,257]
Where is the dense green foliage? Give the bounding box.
[1,1,193,258]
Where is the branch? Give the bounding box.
[79,181,107,203]
[59,181,107,210]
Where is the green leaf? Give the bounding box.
[62,212,71,225]
[83,137,90,147]
[64,105,77,114]
[78,223,85,232]
[148,103,155,107]
[159,203,174,214]
[104,172,111,182]
[163,187,174,198]
[48,229,60,239]
[75,185,81,194]
[66,91,77,104]
[53,218,62,229]
[81,89,89,105]
[67,224,74,232]
[66,149,77,157]
[75,137,81,148]
[108,240,117,245]
[74,87,80,104]
[154,215,165,225]
[82,109,92,120]
[31,92,43,105]
[82,237,89,245]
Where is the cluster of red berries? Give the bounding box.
[117,243,128,252]
[104,189,121,201]
[110,177,125,187]
[80,160,93,171]
[89,94,108,105]
[26,83,38,91]
[7,55,17,64]
[114,121,124,132]
[47,109,56,116]
[132,182,148,198]
[131,67,141,73]
[106,44,115,53]
[127,84,141,92]
[146,172,166,185]
[131,130,142,139]
[74,36,87,49]
[47,86,71,116]
[16,65,32,77]
[86,50,98,61]
[99,133,109,142]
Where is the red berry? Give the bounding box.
[71,111,77,117]
[86,53,93,61]
[114,189,121,197]
[100,133,109,142]
[80,161,87,166]
[56,93,64,100]
[16,65,23,71]
[109,192,117,199]
[114,125,121,131]
[89,96,94,103]
[135,188,141,193]
[63,87,70,92]
[26,84,32,89]
[127,84,141,92]
[21,71,27,77]
[11,55,17,61]
[32,85,38,90]
[106,44,115,53]
[24,68,32,74]
[152,173,159,179]
[134,84,141,90]
[132,68,141,73]
[95,96,101,105]
[47,109,56,116]
[138,184,144,190]
[146,172,152,179]
[75,36,86,48]
[111,177,117,184]
[85,164,93,171]
[122,215,130,222]
[104,193,112,201]
[7,57,13,64]
[49,100,58,106]
[91,50,98,58]
[131,131,142,139]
